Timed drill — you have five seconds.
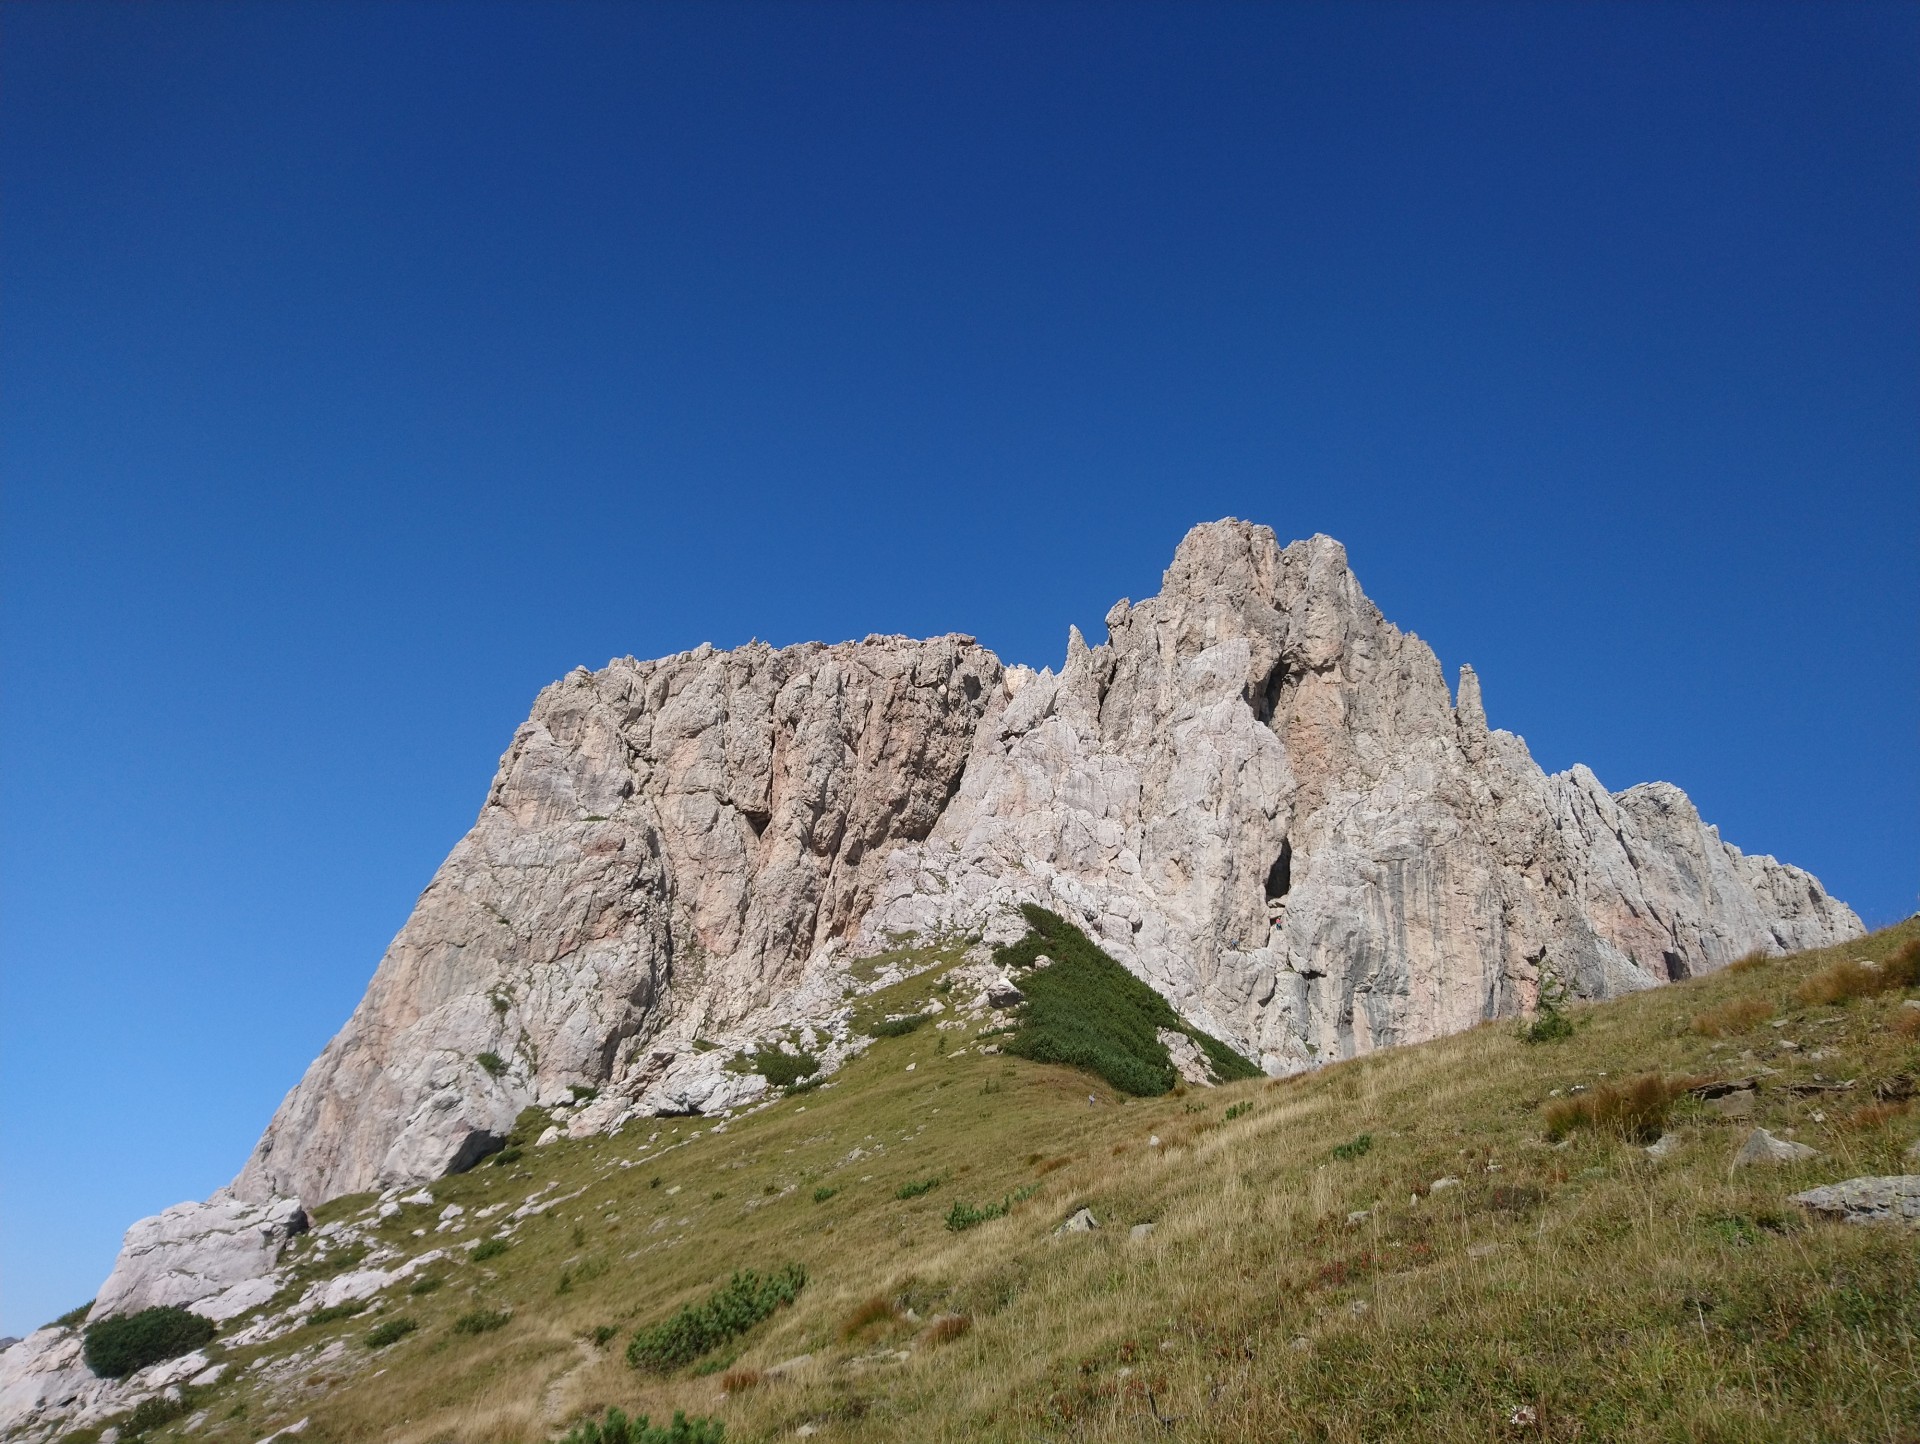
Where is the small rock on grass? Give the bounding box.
[1732,1128,1818,1169]
[1645,1133,1682,1161]
[1129,1222,1156,1241]
[1059,1207,1099,1233]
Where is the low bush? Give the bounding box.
[626,1264,807,1371]
[943,1186,1035,1232]
[994,905,1259,1096]
[742,1047,818,1089]
[1893,1007,1920,1040]
[1726,949,1773,974]
[1543,1073,1699,1144]
[50,1301,93,1330]
[472,1238,510,1261]
[305,1300,370,1327]
[364,1317,417,1349]
[870,1014,929,1038]
[558,1406,727,1444]
[1692,998,1774,1037]
[1521,1007,1575,1044]
[895,1176,942,1200]
[123,1391,190,1437]
[475,1051,508,1077]
[407,1274,443,1296]
[83,1305,216,1379]
[1330,1134,1373,1162]
[1224,1101,1252,1121]
[811,1186,837,1203]
[719,1366,763,1393]
[453,1309,511,1335]
[1885,938,1920,987]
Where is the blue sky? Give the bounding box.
[2,1,1913,1335]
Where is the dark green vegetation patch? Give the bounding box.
[558,1406,725,1444]
[82,1305,216,1379]
[625,1264,807,1372]
[994,904,1260,1095]
[739,1047,819,1089]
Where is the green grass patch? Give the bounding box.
[869,1013,930,1038]
[625,1264,807,1372]
[994,905,1259,1095]
[471,1237,510,1261]
[738,1047,818,1090]
[475,1051,507,1077]
[1330,1132,1373,1161]
[895,1176,943,1200]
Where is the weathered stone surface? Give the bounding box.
[232,635,1000,1207]
[1732,1128,1819,1168]
[88,1193,306,1323]
[1788,1175,1920,1228]
[863,522,1861,1070]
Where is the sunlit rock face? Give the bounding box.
[862,521,1861,1072]
[208,518,1856,1218]
[231,634,1000,1207]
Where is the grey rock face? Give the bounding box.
[863,522,1861,1070]
[233,634,999,1207]
[87,1193,306,1323]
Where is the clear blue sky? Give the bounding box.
[2,1,1914,1335]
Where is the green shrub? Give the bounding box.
[994,906,1259,1096]
[305,1299,370,1326]
[1224,1101,1252,1121]
[475,1051,507,1076]
[364,1317,417,1349]
[558,1406,725,1444]
[453,1308,511,1335]
[895,1176,942,1200]
[472,1238,510,1261]
[870,1014,929,1038]
[407,1275,443,1296]
[811,1186,838,1203]
[123,1391,190,1437]
[626,1264,806,1371]
[1331,1133,1373,1161]
[944,1186,1036,1232]
[1522,1006,1575,1043]
[82,1305,216,1379]
[49,1301,93,1330]
[486,1145,524,1168]
[742,1048,818,1089]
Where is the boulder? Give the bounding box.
[985,974,1025,1008]
[1788,1176,1920,1228]
[1731,1128,1819,1169]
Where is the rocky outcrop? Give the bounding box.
[862,522,1860,1069]
[69,520,1857,1369]
[232,635,999,1207]
[88,1193,306,1323]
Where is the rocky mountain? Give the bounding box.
[7,520,1860,1437]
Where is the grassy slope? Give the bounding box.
[106,922,1919,1444]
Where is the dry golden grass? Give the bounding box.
[88,918,1920,1444]
[718,1367,762,1394]
[1795,958,1886,1007]
[1893,1006,1920,1039]
[1541,1071,1704,1143]
[1691,996,1773,1037]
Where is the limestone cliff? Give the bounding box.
[862,523,1858,1071]
[60,521,1858,1385]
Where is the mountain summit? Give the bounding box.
[10,521,1859,1430]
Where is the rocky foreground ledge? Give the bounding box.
[6,519,1860,1440]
